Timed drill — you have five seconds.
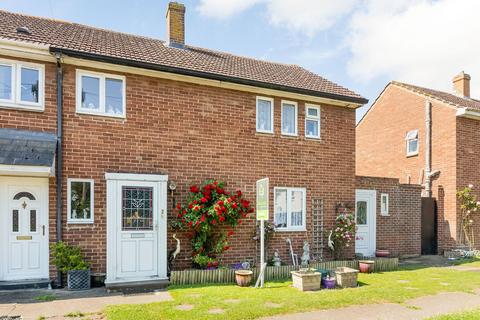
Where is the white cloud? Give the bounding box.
[197,0,357,36]
[347,0,480,96]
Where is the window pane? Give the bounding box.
[356,201,367,225]
[307,108,318,117]
[0,65,12,100]
[257,99,272,131]
[30,210,37,232]
[12,209,19,232]
[81,76,100,110]
[282,104,296,134]
[290,190,303,227]
[306,119,319,137]
[106,78,123,115]
[274,189,287,228]
[408,139,418,153]
[20,67,39,103]
[122,187,154,231]
[70,181,92,220]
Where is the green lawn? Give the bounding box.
[428,308,480,320]
[106,262,480,320]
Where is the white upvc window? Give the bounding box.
[76,70,126,118]
[281,100,298,136]
[405,129,419,156]
[305,104,320,139]
[381,193,389,216]
[67,178,94,224]
[274,187,306,231]
[256,96,274,133]
[0,59,44,111]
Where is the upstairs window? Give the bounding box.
[281,100,298,136]
[305,104,320,139]
[256,97,274,133]
[406,129,419,156]
[76,70,126,118]
[274,187,306,231]
[0,59,44,111]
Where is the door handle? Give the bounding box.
[42,225,46,236]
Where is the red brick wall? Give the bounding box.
[0,53,357,276]
[356,84,458,252]
[356,176,422,257]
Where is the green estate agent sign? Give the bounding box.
[256,178,269,221]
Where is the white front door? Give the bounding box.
[106,174,168,284]
[355,189,376,257]
[0,177,49,281]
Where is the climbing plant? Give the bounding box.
[457,184,480,249]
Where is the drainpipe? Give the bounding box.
[425,100,432,197]
[55,52,63,287]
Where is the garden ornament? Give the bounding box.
[328,230,335,252]
[168,233,181,275]
[301,241,310,266]
[273,250,282,267]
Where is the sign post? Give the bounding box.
[255,178,269,288]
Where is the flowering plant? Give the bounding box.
[457,184,480,249]
[330,213,355,259]
[174,179,254,269]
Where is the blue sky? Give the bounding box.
[2,0,478,121]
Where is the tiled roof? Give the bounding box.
[0,10,367,104]
[393,81,480,111]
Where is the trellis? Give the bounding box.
[311,198,324,262]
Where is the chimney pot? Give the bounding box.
[452,71,471,98]
[166,2,186,48]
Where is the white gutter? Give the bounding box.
[456,107,480,120]
[0,164,54,177]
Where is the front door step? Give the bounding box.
[0,279,50,290]
[105,279,169,294]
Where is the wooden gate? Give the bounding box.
[421,197,437,255]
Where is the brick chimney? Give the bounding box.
[452,71,471,98]
[166,2,186,48]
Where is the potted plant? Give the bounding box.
[291,268,321,291]
[322,275,336,289]
[235,269,253,287]
[359,260,375,273]
[51,241,90,290]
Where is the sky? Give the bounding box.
[1,0,479,121]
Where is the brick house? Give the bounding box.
[357,72,480,254]
[0,3,373,289]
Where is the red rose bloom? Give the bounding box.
[236,190,242,196]
[227,230,234,237]
[188,221,193,227]
[218,200,224,206]
[188,204,193,209]
[190,185,200,193]
[214,181,218,186]
[232,202,238,209]
[212,219,217,225]
[219,216,225,222]
[201,214,206,222]
[201,197,207,203]
[176,203,181,210]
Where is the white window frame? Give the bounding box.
[281,100,298,136]
[0,58,45,112]
[380,193,389,216]
[256,96,274,134]
[274,187,306,232]
[305,104,321,139]
[405,129,419,157]
[67,178,95,224]
[76,69,126,118]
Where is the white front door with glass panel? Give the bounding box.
[106,174,168,284]
[355,189,376,257]
[0,177,49,281]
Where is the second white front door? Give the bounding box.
[106,174,168,283]
[355,189,376,257]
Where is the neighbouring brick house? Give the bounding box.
[0,3,372,289]
[357,72,480,254]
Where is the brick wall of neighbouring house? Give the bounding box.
[356,176,422,257]
[0,54,357,276]
[456,117,480,247]
[356,84,458,253]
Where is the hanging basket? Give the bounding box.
[67,269,91,290]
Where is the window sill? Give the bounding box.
[380,213,390,217]
[256,130,274,135]
[76,109,126,119]
[281,132,298,137]
[305,136,321,141]
[67,220,94,225]
[406,153,419,158]
[0,102,44,112]
[275,228,307,232]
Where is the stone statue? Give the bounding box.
[273,250,282,267]
[301,241,310,266]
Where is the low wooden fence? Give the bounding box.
[170,257,398,285]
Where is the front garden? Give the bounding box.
[105,259,480,320]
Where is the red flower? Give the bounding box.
[236,190,242,196]
[219,216,225,222]
[201,197,207,203]
[232,202,238,209]
[217,188,225,194]
[201,214,206,222]
[188,204,193,209]
[194,205,200,211]
[227,230,234,237]
[214,181,218,186]
[227,198,232,203]
[193,200,198,204]
[241,199,250,208]
[223,246,231,251]
[248,207,255,213]
[218,200,224,206]
[212,219,217,225]
[238,220,243,225]
[195,221,200,225]
[188,221,193,227]
[190,185,200,193]
[176,203,181,210]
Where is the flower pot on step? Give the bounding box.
[359,260,375,273]
[67,269,91,290]
[235,270,253,287]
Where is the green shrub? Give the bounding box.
[50,241,89,272]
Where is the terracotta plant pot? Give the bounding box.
[235,270,253,287]
[375,249,390,257]
[359,260,375,273]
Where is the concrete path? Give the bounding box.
[0,287,172,320]
[263,291,480,320]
